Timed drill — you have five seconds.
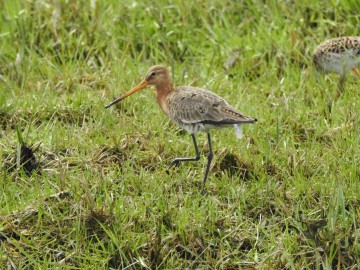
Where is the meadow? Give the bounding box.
[0,0,360,269]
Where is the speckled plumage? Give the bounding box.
[163,86,255,135]
[105,65,257,189]
[312,37,360,90]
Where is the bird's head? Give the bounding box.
[105,65,171,108]
[144,65,171,87]
[312,53,324,73]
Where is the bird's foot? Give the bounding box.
[166,159,181,174]
[200,188,207,196]
[169,159,181,168]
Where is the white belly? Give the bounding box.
[323,52,360,74]
[177,122,243,139]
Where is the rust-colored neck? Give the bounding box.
[155,80,173,114]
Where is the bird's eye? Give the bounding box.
[150,72,156,78]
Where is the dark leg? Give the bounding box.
[202,133,213,189]
[169,134,200,168]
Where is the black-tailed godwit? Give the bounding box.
[105,66,257,189]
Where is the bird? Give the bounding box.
[312,36,360,92]
[105,65,257,190]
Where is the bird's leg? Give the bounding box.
[202,133,213,190]
[169,133,200,168]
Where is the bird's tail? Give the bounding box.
[233,124,243,139]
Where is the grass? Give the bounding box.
[1,0,360,269]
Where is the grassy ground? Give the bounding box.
[1,0,360,269]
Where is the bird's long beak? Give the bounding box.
[105,80,149,108]
[352,67,360,77]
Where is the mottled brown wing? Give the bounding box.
[335,37,360,55]
[168,87,255,126]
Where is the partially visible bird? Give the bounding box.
[105,66,257,190]
[312,36,360,92]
